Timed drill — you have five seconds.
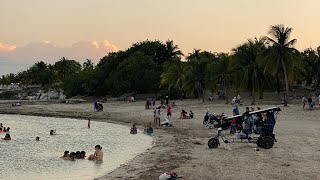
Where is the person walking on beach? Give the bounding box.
[302,96,307,110]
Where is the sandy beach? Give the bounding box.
[1,98,320,180]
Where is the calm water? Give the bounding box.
[0,115,153,180]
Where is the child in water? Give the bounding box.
[130,124,137,134]
[61,151,70,158]
[88,145,103,161]
[2,133,11,140]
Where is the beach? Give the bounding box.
[1,98,320,180]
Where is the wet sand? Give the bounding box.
[1,98,320,180]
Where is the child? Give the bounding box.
[61,151,70,158]
[130,124,137,134]
[2,133,11,140]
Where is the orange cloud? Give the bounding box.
[0,43,16,51]
[103,40,117,52]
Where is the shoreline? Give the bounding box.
[0,101,180,180]
[1,99,320,180]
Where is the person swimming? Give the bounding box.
[75,151,81,159]
[2,133,11,140]
[50,130,56,135]
[87,145,103,161]
[61,151,70,158]
[80,151,86,159]
[63,152,76,161]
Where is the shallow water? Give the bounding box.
[0,115,152,180]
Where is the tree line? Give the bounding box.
[1,24,320,106]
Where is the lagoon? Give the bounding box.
[0,114,152,180]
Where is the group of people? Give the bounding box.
[61,145,103,162]
[180,110,194,119]
[1,123,11,140]
[130,123,154,135]
[230,106,275,138]
[61,150,86,161]
[145,98,156,109]
[302,95,320,110]
[231,94,242,105]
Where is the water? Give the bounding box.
[0,114,153,180]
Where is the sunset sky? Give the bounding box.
[1,0,320,75]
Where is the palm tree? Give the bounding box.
[165,40,184,59]
[161,59,186,100]
[54,57,81,81]
[184,57,216,102]
[216,53,232,104]
[83,59,94,70]
[233,37,267,105]
[263,24,299,106]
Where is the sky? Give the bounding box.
[1,0,320,75]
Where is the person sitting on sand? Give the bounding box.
[35,136,40,141]
[180,109,188,119]
[2,133,11,140]
[4,127,10,132]
[3,127,7,132]
[189,111,194,118]
[88,145,103,161]
[144,123,153,135]
[50,130,56,135]
[161,116,173,127]
[130,124,137,134]
[61,151,70,158]
[80,151,86,159]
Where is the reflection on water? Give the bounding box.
[0,115,152,180]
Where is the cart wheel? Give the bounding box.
[257,137,274,149]
[208,138,220,149]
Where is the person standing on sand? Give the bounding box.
[88,118,91,128]
[302,96,307,110]
[165,96,169,105]
[167,104,172,119]
[318,94,320,108]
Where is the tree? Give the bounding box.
[233,37,267,105]
[165,40,184,59]
[54,57,81,82]
[161,58,186,100]
[216,53,233,103]
[83,59,94,70]
[263,24,299,106]
[184,56,216,102]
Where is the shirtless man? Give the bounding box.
[88,145,103,161]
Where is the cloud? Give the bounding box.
[0,40,117,75]
[0,43,16,51]
[0,40,118,64]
